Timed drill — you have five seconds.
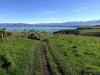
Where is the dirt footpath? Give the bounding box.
[40,40,50,75]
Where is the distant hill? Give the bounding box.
[0,20,100,27]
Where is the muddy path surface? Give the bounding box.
[40,40,50,75]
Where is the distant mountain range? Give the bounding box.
[0,20,100,27]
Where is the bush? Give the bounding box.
[3,28,6,31]
[0,30,7,38]
[53,30,80,35]
[6,32,12,36]
[14,30,19,31]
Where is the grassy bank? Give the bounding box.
[0,29,100,75]
[44,35,100,75]
[0,38,42,75]
[79,29,100,37]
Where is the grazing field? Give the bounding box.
[79,29,100,37]
[0,38,42,75]
[43,35,100,75]
[92,25,100,29]
[0,29,100,75]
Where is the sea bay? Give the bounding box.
[0,27,77,33]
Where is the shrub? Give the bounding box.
[53,30,80,35]
[6,32,12,36]
[0,30,7,38]
[14,30,19,31]
[3,28,6,31]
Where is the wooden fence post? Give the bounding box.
[6,33,7,37]
[22,33,23,36]
[20,33,21,38]
[26,33,27,38]
[21,28,22,32]
[45,32,46,37]
[2,33,3,39]
[12,33,13,39]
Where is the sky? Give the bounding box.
[0,0,100,24]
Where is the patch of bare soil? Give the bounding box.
[40,40,50,75]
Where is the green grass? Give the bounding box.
[1,31,100,75]
[0,38,42,75]
[80,29,100,32]
[44,35,100,75]
[92,27,100,29]
[79,29,100,37]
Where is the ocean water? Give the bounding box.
[0,27,77,33]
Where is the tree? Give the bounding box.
[43,30,45,33]
[23,29,26,32]
[3,28,6,31]
[37,30,39,32]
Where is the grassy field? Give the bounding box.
[0,29,100,75]
[52,26,100,37]
[80,29,100,32]
[92,25,100,29]
[78,25,100,37]
[43,35,100,75]
[79,29,100,37]
[0,38,42,75]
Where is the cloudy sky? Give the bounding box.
[0,0,100,23]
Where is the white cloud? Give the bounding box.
[43,11,58,14]
[84,7,88,9]
[75,10,80,12]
